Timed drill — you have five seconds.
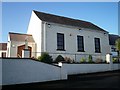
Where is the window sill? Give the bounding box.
[95,51,101,53]
[77,50,85,52]
[57,49,66,51]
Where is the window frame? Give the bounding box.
[57,33,65,51]
[94,38,101,53]
[77,35,85,52]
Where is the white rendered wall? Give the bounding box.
[46,23,110,55]
[8,41,36,57]
[1,58,67,85]
[0,59,2,85]
[7,41,11,57]
[27,11,43,57]
[1,58,120,85]
[7,35,10,57]
[113,64,120,70]
[62,63,120,75]
[45,22,110,61]
[27,12,110,59]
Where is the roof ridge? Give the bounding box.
[33,10,107,32]
[33,10,90,23]
[9,32,32,36]
[109,34,120,37]
[109,34,119,35]
[9,32,35,42]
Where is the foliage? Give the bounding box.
[80,57,86,63]
[115,38,120,51]
[37,52,53,64]
[37,56,41,60]
[112,58,118,63]
[95,58,103,63]
[64,57,74,63]
[115,38,120,57]
[54,55,65,63]
[88,55,93,63]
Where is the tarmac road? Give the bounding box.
[2,70,120,89]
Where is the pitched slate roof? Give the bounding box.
[34,10,107,32]
[0,43,7,50]
[9,32,35,42]
[109,34,120,45]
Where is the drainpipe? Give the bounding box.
[43,22,47,52]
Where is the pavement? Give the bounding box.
[2,70,120,89]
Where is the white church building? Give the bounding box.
[2,10,119,62]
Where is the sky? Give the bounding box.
[1,2,118,43]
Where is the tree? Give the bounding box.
[115,38,120,62]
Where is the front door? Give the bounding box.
[17,45,32,58]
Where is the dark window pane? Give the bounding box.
[57,33,64,50]
[94,38,101,53]
[77,36,84,52]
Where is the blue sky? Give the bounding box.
[1,2,118,42]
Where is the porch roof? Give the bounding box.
[9,32,35,42]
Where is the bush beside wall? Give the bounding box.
[37,52,53,64]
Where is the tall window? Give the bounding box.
[94,38,101,53]
[77,36,84,52]
[57,33,65,50]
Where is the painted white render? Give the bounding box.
[45,22,110,55]
[62,63,120,75]
[2,58,67,85]
[43,22,110,61]
[7,35,11,57]
[27,11,110,60]
[6,11,113,59]
[0,59,1,86]
[1,58,120,85]
[27,11,43,57]
[7,40,36,57]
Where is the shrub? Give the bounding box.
[112,58,118,63]
[88,55,93,63]
[64,57,74,63]
[80,58,86,63]
[37,56,41,60]
[54,55,65,63]
[37,52,53,64]
[95,58,103,63]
